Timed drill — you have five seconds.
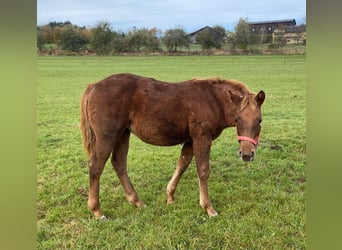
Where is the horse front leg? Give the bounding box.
[166,142,193,204]
[193,137,218,217]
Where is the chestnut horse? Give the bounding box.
[80,73,265,219]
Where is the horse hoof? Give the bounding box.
[99,215,108,220]
[207,208,218,217]
[136,201,147,208]
[167,199,175,205]
[209,212,218,217]
[167,196,175,204]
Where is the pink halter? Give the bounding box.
[236,128,261,147]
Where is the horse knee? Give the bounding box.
[197,168,209,181]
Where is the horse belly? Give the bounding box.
[129,119,189,146]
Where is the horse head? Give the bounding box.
[230,90,265,162]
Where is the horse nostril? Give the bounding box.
[250,151,255,161]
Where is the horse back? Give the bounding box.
[85,73,229,146]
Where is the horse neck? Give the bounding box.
[226,105,239,128]
[214,85,241,128]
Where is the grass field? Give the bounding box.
[37,55,306,249]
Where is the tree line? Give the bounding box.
[37,19,294,54]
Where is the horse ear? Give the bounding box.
[255,90,265,106]
[228,90,243,105]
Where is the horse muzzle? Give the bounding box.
[239,149,255,162]
[237,135,258,162]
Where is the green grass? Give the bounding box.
[37,55,306,249]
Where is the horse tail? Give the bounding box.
[80,84,96,158]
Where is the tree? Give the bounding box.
[196,29,216,50]
[60,26,88,52]
[126,27,160,51]
[112,32,127,52]
[37,22,94,53]
[196,26,225,50]
[274,35,286,48]
[37,27,48,50]
[163,28,189,52]
[234,18,251,49]
[90,21,115,54]
[212,25,226,44]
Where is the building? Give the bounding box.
[273,24,306,45]
[248,19,306,45]
[248,19,296,34]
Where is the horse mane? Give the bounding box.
[191,77,257,111]
[191,77,250,95]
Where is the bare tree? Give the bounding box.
[163,28,189,52]
[234,18,251,49]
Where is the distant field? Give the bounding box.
[37,55,306,249]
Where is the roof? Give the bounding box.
[187,26,212,36]
[247,19,296,26]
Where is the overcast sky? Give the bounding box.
[37,0,306,32]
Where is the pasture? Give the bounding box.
[37,55,306,249]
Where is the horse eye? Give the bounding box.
[235,117,239,123]
[259,119,262,124]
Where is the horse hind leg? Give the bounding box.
[166,142,193,204]
[111,130,145,208]
[88,138,113,219]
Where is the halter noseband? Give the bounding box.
[237,135,259,147]
[236,128,261,147]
